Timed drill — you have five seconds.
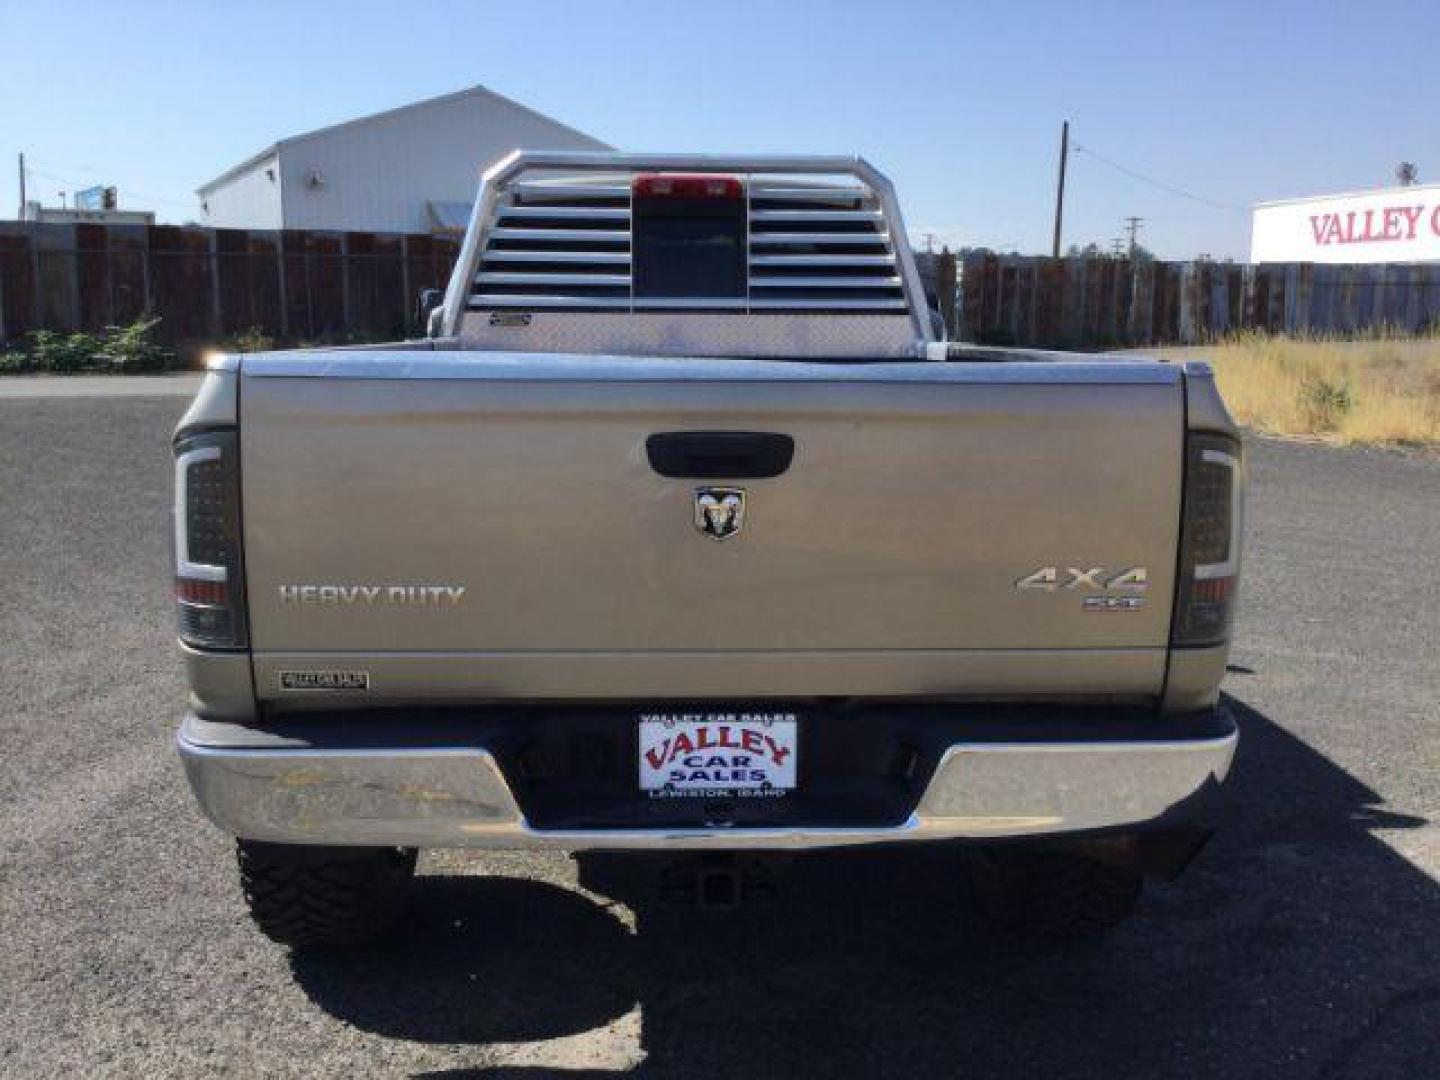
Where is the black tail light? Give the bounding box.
[1172,433,1243,647]
[173,430,247,649]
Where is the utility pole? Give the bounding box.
[17,152,25,217]
[1051,120,1069,258]
[1124,216,1144,258]
[1110,238,1125,259]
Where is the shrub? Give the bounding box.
[221,326,276,354]
[1298,373,1354,432]
[7,316,173,373]
[99,315,172,371]
[27,329,103,372]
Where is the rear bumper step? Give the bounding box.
[176,707,1237,850]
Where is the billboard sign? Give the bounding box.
[75,185,106,211]
[1250,183,1440,264]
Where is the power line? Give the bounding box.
[1071,143,1245,213]
[27,167,198,211]
[1124,215,1144,257]
[23,161,199,212]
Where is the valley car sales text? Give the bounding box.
[1251,184,1440,263]
[1308,203,1440,247]
[641,713,795,796]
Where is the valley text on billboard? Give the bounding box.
[1251,183,1440,264]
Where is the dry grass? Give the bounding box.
[1159,333,1440,446]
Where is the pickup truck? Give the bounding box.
[174,152,1243,947]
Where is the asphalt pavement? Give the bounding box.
[1,388,1437,1078]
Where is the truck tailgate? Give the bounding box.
[239,352,1183,703]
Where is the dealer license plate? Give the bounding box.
[638,711,798,798]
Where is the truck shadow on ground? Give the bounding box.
[289,695,1439,1079]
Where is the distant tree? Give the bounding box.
[1066,240,1153,261]
[1396,162,1420,186]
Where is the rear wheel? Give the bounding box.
[236,841,417,950]
[965,844,1142,940]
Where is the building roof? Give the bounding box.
[1252,180,1440,210]
[196,85,609,195]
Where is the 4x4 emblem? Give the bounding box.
[694,487,745,541]
[1015,566,1149,592]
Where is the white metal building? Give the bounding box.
[196,86,611,234]
[1251,182,1440,264]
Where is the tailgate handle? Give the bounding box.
[646,431,795,479]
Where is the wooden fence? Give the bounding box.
[951,254,1440,348]
[5,221,1440,352]
[0,221,461,347]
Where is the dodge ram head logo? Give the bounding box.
[694,487,745,540]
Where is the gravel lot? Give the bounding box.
[1,389,1437,1078]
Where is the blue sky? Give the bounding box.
[2,0,1437,259]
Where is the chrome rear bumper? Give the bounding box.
[177,710,1237,850]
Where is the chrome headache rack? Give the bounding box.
[441,152,934,358]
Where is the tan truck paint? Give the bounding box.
[235,354,1185,706]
